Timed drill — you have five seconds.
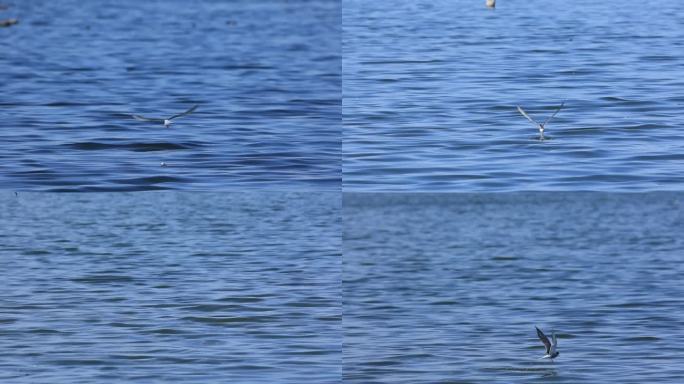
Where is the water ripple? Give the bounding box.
[0,192,341,383]
[344,0,684,191]
[344,192,684,383]
[1,0,340,191]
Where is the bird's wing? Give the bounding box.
[543,101,565,126]
[536,327,551,354]
[168,104,198,120]
[517,106,540,125]
[552,332,557,347]
[132,114,164,123]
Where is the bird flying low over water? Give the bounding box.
[132,104,198,128]
[536,326,559,360]
[516,101,564,141]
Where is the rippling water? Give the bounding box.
[0,192,340,383]
[344,0,684,191]
[344,192,684,383]
[1,0,340,191]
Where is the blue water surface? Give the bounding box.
[344,0,684,191]
[1,0,340,191]
[0,191,341,383]
[344,192,684,383]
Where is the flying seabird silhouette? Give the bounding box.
[516,101,564,141]
[535,326,559,360]
[132,105,198,128]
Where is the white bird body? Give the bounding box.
[536,326,559,360]
[132,105,198,127]
[516,102,564,141]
